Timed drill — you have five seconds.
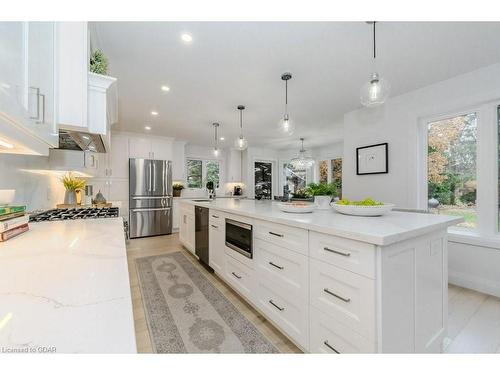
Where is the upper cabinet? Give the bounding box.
[227,149,242,182]
[129,136,173,161]
[0,22,58,155]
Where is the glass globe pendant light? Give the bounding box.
[360,21,390,107]
[278,72,295,135]
[290,138,315,169]
[212,122,220,157]
[234,105,248,151]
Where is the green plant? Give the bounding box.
[291,188,310,199]
[206,181,214,191]
[90,49,108,75]
[61,172,86,191]
[172,183,185,191]
[305,182,337,197]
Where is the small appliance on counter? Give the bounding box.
[233,185,243,196]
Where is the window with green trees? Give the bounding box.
[186,159,221,189]
[427,113,477,229]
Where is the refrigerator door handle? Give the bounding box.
[132,196,172,200]
[149,161,153,192]
[153,161,157,193]
[130,208,171,212]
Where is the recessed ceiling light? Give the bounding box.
[151,111,158,116]
[181,33,193,43]
[220,137,225,141]
[144,126,151,130]
[161,85,170,92]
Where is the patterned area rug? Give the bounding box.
[135,251,279,353]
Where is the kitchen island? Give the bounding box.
[179,199,462,353]
[0,218,136,353]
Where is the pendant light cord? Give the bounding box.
[373,21,376,59]
[239,108,243,136]
[285,79,288,113]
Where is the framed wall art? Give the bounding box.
[356,142,388,175]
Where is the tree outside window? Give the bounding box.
[187,159,203,188]
[427,113,477,229]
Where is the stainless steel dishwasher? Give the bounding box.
[194,206,211,270]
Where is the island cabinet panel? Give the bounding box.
[309,306,375,353]
[309,258,376,341]
[254,220,308,255]
[254,238,308,303]
[225,254,255,304]
[255,279,309,350]
[309,231,376,279]
[179,204,195,254]
[380,230,448,353]
[208,210,225,275]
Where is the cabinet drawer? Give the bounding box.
[310,306,375,353]
[254,220,308,255]
[225,255,254,302]
[254,239,308,302]
[310,258,375,340]
[209,210,224,227]
[256,281,309,350]
[309,231,376,278]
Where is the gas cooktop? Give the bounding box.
[29,207,120,222]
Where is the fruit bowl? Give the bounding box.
[277,202,315,213]
[0,189,15,205]
[331,198,395,217]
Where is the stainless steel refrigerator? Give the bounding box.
[129,158,173,238]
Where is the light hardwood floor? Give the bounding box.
[127,233,500,354]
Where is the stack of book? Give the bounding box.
[0,205,29,242]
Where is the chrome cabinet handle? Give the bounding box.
[211,224,218,229]
[212,215,219,218]
[29,86,40,120]
[231,272,242,279]
[269,231,284,238]
[269,261,284,270]
[323,288,351,303]
[269,300,285,311]
[39,92,45,124]
[324,340,340,353]
[323,247,351,257]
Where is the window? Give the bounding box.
[427,113,477,229]
[186,159,221,189]
[255,161,273,199]
[283,162,308,195]
[331,158,343,198]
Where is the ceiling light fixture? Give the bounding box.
[151,111,158,116]
[360,21,390,107]
[181,33,193,43]
[290,138,315,169]
[220,137,225,141]
[212,122,220,157]
[234,105,248,151]
[279,72,295,135]
[161,85,170,92]
[144,125,151,130]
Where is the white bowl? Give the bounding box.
[331,202,395,217]
[0,189,15,206]
[278,202,315,213]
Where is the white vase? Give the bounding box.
[314,195,332,210]
[64,190,77,205]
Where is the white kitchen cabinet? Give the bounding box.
[172,199,180,232]
[0,21,57,155]
[107,133,129,178]
[209,209,225,275]
[179,203,195,254]
[225,255,254,302]
[172,141,186,181]
[226,149,242,182]
[129,136,173,160]
[106,180,129,201]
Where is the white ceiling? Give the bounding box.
[92,22,500,150]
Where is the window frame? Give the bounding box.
[185,157,224,189]
[417,101,499,238]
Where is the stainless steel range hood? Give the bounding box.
[58,129,106,153]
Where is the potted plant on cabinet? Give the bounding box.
[61,173,86,205]
[172,183,185,197]
[305,182,337,210]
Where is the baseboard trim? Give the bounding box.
[449,270,500,298]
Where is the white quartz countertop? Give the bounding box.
[181,199,462,246]
[0,218,136,353]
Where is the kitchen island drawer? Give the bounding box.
[310,306,375,353]
[256,281,309,350]
[309,231,376,278]
[254,239,308,301]
[254,219,308,255]
[209,209,224,227]
[225,254,254,302]
[310,258,375,340]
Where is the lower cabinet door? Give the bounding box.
[129,207,172,238]
[255,280,309,350]
[310,306,375,353]
[209,226,224,275]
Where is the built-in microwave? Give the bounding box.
[225,218,253,259]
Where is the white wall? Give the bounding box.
[0,154,65,211]
[342,63,500,297]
